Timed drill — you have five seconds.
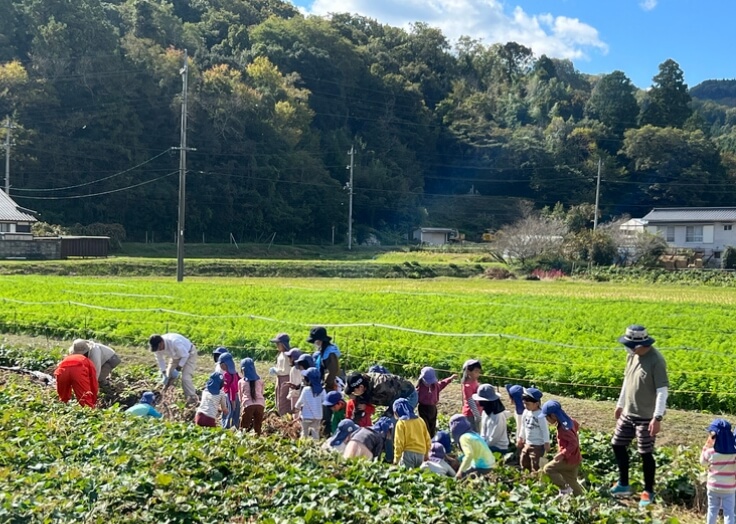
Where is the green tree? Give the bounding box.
[640,59,692,128]
[586,71,639,136]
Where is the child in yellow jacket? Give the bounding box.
[392,398,431,468]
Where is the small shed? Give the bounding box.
[620,218,648,237]
[412,227,459,246]
[60,236,110,258]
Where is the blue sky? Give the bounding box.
[289,0,735,89]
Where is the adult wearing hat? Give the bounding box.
[307,326,341,436]
[611,325,669,508]
[269,333,292,417]
[473,384,510,453]
[125,391,163,418]
[149,333,198,403]
[54,348,99,408]
[69,339,121,385]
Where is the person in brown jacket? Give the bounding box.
[308,326,341,437]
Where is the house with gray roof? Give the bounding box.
[0,190,37,239]
[642,207,736,263]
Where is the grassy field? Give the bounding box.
[0,276,734,412]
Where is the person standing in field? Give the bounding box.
[149,333,198,403]
[308,326,341,437]
[611,325,669,508]
[239,358,265,436]
[212,346,228,374]
[700,418,736,524]
[68,339,121,385]
[517,387,550,472]
[54,350,99,408]
[416,366,456,438]
[285,348,304,412]
[461,359,482,431]
[217,352,241,429]
[295,367,326,440]
[269,333,292,417]
[540,400,584,497]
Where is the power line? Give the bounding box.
[11,171,177,200]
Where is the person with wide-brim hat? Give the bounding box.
[611,324,669,508]
[308,326,341,437]
[69,339,121,385]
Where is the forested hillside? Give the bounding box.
[1,0,736,243]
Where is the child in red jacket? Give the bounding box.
[539,400,584,496]
[346,398,376,427]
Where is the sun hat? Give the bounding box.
[323,391,343,407]
[285,348,302,360]
[539,400,573,430]
[472,383,499,403]
[140,391,156,406]
[505,384,525,415]
[462,359,481,370]
[618,325,655,348]
[212,346,229,362]
[206,372,224,395]
[419,367,438,385]
[270,333,291,350]
[450,414,473,443]
[217,353,237,375]
[368,365,389,374]
[240,358,260,382]
[295,354,315,369]
[371,416,395,437]
[433,430,452,454]
[331,419,359,447]
[306,326,331,344]
[393,398,417,420]
[428,442,446,462]
[708,419,736,454]
[522,387,543,402]
[70,339,91,355]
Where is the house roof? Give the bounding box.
[621,218,648,227]
[0,191,37,222]
[642,207,736,223]
[415,228,456,233]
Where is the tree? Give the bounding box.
[493,214,567,263]
[586,71,639,136]
[640,59,692,128]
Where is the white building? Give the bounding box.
[412,227,459,246]
[0,190,37,240]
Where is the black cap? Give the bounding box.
[307,326,331,344]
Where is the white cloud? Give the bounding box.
[304,0,608,61]
[640,0,657,11]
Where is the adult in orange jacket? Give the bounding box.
[54,353,99,408]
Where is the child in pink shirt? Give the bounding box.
[239,358,265,436]
[416,366,456,437]
[461,359,482,431]
[217,352,241,429]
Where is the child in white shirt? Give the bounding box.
[517,387,549,472]
[295,367,326,440]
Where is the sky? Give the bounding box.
[288,0,735,89]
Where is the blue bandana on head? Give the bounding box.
[371,416,395,438]
[709,418,736,454]
[217,352,237,375]
[540,400,574,430]
[368,364,389,374]
[140,391,156,405]
[505,384,525,415]
[240,358,260,382]
[433,430,452,454]
[206,372,223,395]
[303,367,323,396]
[393,398,417,420]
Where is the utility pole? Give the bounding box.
[593,157,602,230]
[3,117,15,195]
[175,50,190,282]
[347,145,354,250]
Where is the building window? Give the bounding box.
[658,226,675,242]
[715,251,722,259]
[725,225,733,231]
[686,225,703,243]
[0,223,9,232]
[16,224,31,233]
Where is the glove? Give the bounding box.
[170,369,180,380]
[160,372,168,385]
[269,367,277,376]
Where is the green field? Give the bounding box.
[0,276,734,412]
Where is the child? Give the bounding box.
[285,349,303,412]
[269,333,292,417]
[212,347,228,373]
[323,391,347,434]
[450,414,495,479]
[461,359,482,431]
[433,430,460,472]
[700,418,736,524]
[195,372,228,427]
[416,366,456,438]
[505,384,525,442]
[540,400,584,496]
[344,417,394,461]
[517,387,550,472]
[473,384,510,453]
[217,352,241,429]
[125,391,163,419]
[295,367,326,440]
[322,419,359,454]
[346,397,376,427]
[239,358,266,436]
[295,353,316,372]
[421,442,456,477]
[392,398,431,468]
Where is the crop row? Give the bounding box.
[0,276,734,411]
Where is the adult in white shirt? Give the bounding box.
[69,339,121,385]
[149,333,198,402]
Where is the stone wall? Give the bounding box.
[0,238,61,260]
